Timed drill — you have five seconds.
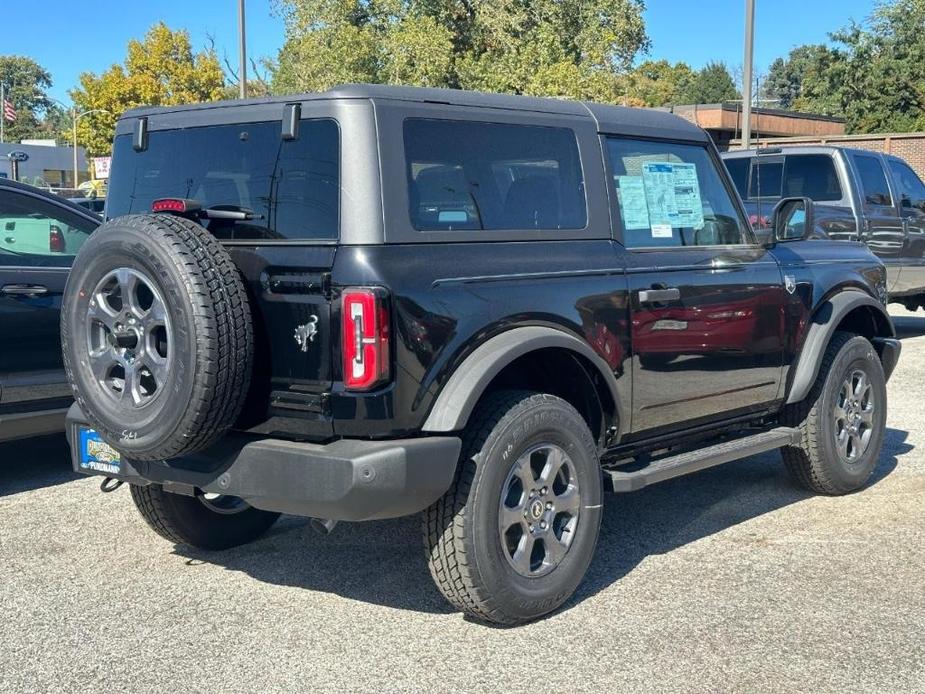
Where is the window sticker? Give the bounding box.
[641,161,705,229]
[617,175,650,230]
[670,163,705,229]
[642,162,679,226]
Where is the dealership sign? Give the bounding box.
[92,156,111,179]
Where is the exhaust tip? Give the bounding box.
[310,518,338,535]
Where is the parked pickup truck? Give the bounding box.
[723,146,925,309]
[63,86,900,625]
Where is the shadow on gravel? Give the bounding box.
[172,428,912,619]
[0,434,78,497]
[892,315,925,340]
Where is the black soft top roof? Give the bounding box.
[118,84,709,143]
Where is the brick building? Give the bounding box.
[658,103,846,149]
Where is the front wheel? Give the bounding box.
[782,332,887,495]
[423,391,603,625]
[130,484,280,550]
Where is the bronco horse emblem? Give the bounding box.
[294,315,320,352]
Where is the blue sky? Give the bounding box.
[1,0,877,104]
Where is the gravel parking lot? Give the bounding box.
[2,308,923,694]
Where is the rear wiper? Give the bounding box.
[202,204,263,221]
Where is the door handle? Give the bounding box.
[638,287,680,304]
[1,284,49,296]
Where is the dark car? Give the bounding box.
[0,179,99,442]
[723,146,925,308]
[62,85,899,625]
[68,197,106,216]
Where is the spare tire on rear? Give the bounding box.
[62,214,253,461]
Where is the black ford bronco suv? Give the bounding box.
[63,85,901,625]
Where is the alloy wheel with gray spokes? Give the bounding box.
[833,368,875,464]
[86,267,172,408]
[499,443,581,578]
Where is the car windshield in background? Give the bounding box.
[106,119,339,241]
[404,119,587,231]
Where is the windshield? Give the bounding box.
[106,119,339,241]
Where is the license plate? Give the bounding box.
[78,428,123,476]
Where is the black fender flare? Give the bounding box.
[421,326,622,433]
[785,291,894,405]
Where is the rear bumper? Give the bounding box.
[873,337,901,382]
[66,404,461,521]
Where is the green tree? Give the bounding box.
[763,0,925,133]
[0,56,54,143]
[271,0,649,102]
[70,23,225,155]
[682,61,739,104]
[627,60,695,106]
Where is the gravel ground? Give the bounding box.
[2,308,924,694]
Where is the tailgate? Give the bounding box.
[228,246,336,428]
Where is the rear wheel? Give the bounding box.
[130,484,279,551]
[423,391,602,625]
[782,332,887,495]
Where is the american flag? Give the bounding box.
[2,99,15,122]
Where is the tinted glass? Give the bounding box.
[107,119,339,241]
[853,155,893,207]
[781,154,842,201]
[725,158,750,199]
[404,119,586,231]
[749,160,783,199]
[887,159,925,214]
[607,138,749,248]
[0,190,97,267]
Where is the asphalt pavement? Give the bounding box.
[1,308,923,693]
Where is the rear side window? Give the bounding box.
[780,154,841,201]
[403,119,586,231]
[607,138,749,248]
[0,189,97,267]
[853,155,893,207]
[107,119,339,241]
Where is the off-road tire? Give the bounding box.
[61,214,253,461]
[130,484,279,551]
[423,391,603,625]
[782,331,887,495]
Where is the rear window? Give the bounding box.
[724,158,750,200]
[403,119,587,231]
[107,119,339,241]
[732,154,842,202]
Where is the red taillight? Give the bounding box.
[342,288,390,391]
[152,198,200,214]
[49,225,65,253]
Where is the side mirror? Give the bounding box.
[771,196,814,243]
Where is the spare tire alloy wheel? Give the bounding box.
[62,214,254,462]
[86,268,171,408]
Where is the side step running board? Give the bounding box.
[605,427,801,493]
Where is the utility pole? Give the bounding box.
[238,0,247,99]
[72,108,78,188]
[741,0,756,149]
[1,82,5,144]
